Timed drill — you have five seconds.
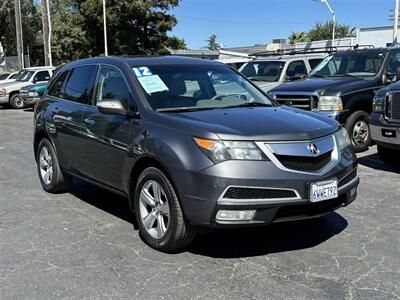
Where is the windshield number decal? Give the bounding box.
[133,67,152,77]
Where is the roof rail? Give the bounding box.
[253,44,375,57]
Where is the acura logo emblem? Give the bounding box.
[307,143,320,156]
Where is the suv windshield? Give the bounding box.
[310,51,386,78]
[238,61,284,82]
[132,65,274,111]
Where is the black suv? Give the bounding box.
[34,56,358,251]
[370,81,400,164]
[268,48,400,152]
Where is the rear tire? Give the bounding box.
[134,167,196,252]
[37,138,72,193]
[9,93,24,109]
[345,110,371,153]
[377,145,400,165]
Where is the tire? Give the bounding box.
[134,167,196,252]
[36,138,72,193]
[9,93,25,109]
[345,110,371,153]
[377,145,400,165]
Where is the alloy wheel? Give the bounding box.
[139,180,170,239]
[352,120,369,146]
[39,146,53,185]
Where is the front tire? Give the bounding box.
[37,139,72,193]
[9,93,25,109]
[377,145,400,165]
[345,111,371,152]
[134,167,196,252]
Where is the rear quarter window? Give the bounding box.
[63,65,98,104]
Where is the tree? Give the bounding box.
[307,21,351,41]
[205,34,219,50]
[288,31,309,45]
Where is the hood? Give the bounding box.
[158,106,339,141]
[376,80,400,97]
[252,81,280,92]
[270,76,376,96]
[0,79,16,84]
[0,81,30,92]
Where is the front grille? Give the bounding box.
[223,187,297,199]
[274,94,317,110]
[274,195,346,221]
[387,92,400,121]
[275,151,332,172]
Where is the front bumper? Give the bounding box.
[370,113,400,149]
[174,146,358,228]
[21,95,40,106]
[0,94,9,104]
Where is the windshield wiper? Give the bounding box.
[247,77,265,82]
[219,102,272,109]
[310,74,327,78]
[332,73,364,79]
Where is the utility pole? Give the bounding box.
[42,0,52,66]
[312,0,336,47]
[394,0,399,45]
[103,0,108,56]
[14,0,24,70]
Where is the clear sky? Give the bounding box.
[170,0,395,49]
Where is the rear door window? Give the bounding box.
[48,70,69,98]
[63,65,97,105]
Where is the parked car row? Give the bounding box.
[236,47,400,163]
[0,66,53,108]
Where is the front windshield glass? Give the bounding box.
[132,65,274,111]
[238,61,284,82]
[0,74,9,80]
[310,51,386,78]
[17,71,34,82]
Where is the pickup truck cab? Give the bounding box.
[370,82,400,164]
[239,54,326,92]
[268,48,400,152]
[0,66,54,109]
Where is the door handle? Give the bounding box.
[84,118,95,125]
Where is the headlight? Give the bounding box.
[318,96,343,111]
[0,88,6,96]
[193,137,266,163]
[334,127,351,150]
[373,95,385,113]
[28,92,39,97]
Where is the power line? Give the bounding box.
[176,15,314,25]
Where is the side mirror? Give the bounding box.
[383,72,395,85]
[97,99,128,117]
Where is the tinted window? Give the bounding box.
[34,71,50,82]
[48,70,69,98]
[309,58,323,70]
[286,60,307,78]
[63,65,97,104]
[239,61,284,82]
[96,66,132,108]
[0,74,9,80]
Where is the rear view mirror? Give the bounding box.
[97,99,128,116]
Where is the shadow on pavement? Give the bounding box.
[67,178,348,258]
[188,213,348,258]
[69,178,137,228]
[358,153,400,174]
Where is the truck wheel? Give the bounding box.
[37,138,72,193]
[345,111,371,153]
[10,93,25,109]
[134,167,196,252]
[377,145,400,165]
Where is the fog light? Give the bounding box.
[350,187,357,197]
[216,210,256,222]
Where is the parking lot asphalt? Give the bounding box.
[0,107,399,299]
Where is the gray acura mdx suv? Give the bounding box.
[34,56,359,251]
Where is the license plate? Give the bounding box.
[310,180,338,203]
